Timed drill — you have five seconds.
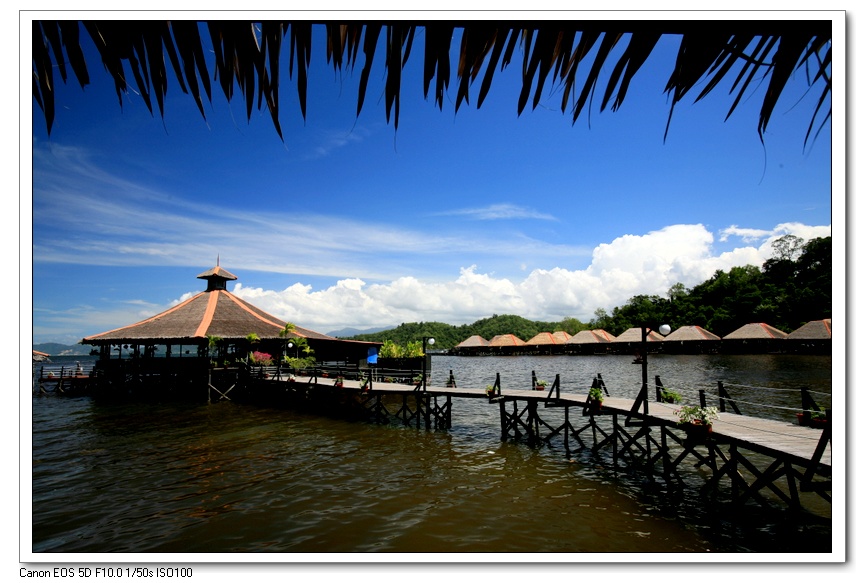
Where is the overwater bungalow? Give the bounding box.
[662,325,721,354]
[524,331,571,355]
[786,319,831,354]
[80,265,380,397]
[487,334,526,355]
[721,322,788,354]
[611,327,665,355]
[451,335,490,356]
[564,330,613,355]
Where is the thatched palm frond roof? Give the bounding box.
[489,334,527,347]
[566,330,613,344]
[787,319,831,340]
[613,327,665,342]
[455,335,490,348]
[723,323,788,340]
[525,331,571,345]
[664,325,721,342]
[33,20,832,146]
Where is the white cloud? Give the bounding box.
[228,223,831,333]
[720,222,831,245]
[434,203,558,221]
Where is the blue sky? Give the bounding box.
[26,16,838,344]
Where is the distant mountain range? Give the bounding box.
[33,342,92,356]
[33,329,393,356]
[327,326,393,338]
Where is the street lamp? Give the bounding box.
[640,323,671,413]
[422,337,435,391]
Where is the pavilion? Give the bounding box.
[81,265,380,395]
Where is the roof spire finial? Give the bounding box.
[217,254,220,267]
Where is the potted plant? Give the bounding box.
[334,375,345,388]
[659,387,682,404]
[485,384,496,398]
[676,405,719,440]
[808,407,828,428]
[588,386,604,411]
[535,379,548,391]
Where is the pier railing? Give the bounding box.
[651,374,831,429]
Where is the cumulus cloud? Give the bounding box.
[230,222,831,332]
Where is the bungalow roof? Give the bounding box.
[612,327,665,342]
[455,335,490,348]
[525,331,572,345]
[664,325,721,342]
[565,330,612,344]
[723,323,788,340]
[488,334,527,347]
[787,319,831,340]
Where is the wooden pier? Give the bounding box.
[248,368,831,513]
[33,363,96,395]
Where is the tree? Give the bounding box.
[32,20,831,147]
[771,234,805,261]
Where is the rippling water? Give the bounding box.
[30,354,834,555]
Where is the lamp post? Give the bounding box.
[422,337,435,391]
[640,323,671,413]
[285,341,295,378]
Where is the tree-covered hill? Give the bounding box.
[341,315,591,349]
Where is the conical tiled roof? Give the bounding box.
[723,323,788,340]
[82,266,335,344]
[664,325,721,342]
[787,319,831,340]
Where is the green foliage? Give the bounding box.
[588,386,604,402]
[660,387,682,404]
[347,315,589,349]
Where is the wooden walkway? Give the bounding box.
[259,373,831,512]
[279,376,830,470]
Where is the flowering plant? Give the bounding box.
[250,351,274,366]
[588,386,604,403]
[676,405,719,426]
